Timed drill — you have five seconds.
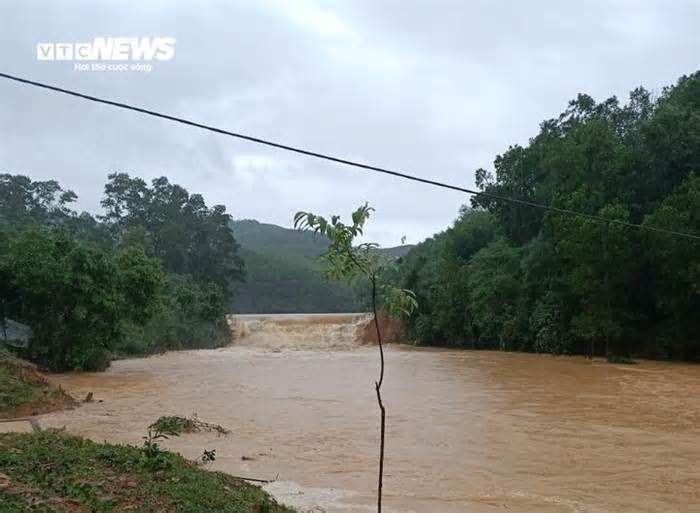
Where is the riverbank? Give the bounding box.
[0,350,294,512]
[0,431,294,512]
[0,349,74,419]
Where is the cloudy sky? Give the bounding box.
[0,1,698,245]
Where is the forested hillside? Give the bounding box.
[231,219,358,313]
[398,72,700,361]
[232,219,329,258]
[231,219,412,313]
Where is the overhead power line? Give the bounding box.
[0,71,698,242]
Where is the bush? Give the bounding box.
[2,227,162,371]
[118,273,230,355]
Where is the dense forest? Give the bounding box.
[0,173,244,371]
[397,72,700,361]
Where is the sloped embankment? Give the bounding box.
[0,431,294,512]
[353,312,403,345]
[0,350,75,419]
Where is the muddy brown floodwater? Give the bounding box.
[42,314,700,512]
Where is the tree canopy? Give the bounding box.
[0,173,245,370]
[397,72,700,361]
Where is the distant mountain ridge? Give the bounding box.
[229,219,413,313]
[232,219,329,258]
[232,219,414,258]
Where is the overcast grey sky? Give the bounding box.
[0,0,698,245]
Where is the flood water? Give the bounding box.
[42,314,700,512]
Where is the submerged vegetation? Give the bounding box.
[0,431,293,512]
[396,72,700,361]
[149,415,231,436]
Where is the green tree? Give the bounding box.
[553,204,636,357]
[294,204,416,513]
[3,227,161,371]
[101,173,244,298]
[467,238,524,350]
[0,174,77,227]
[644,173,700,359]
[119,273,230,355]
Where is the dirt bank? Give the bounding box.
[353,311,403,344]
[0,350,75,419]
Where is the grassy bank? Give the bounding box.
[0,431,294,512]
[0,349,74,419]
[0,353,293,512]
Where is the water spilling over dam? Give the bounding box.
[40,314,700,512]
[228,313,373,351]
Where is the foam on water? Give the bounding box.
[228,313,373,351]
